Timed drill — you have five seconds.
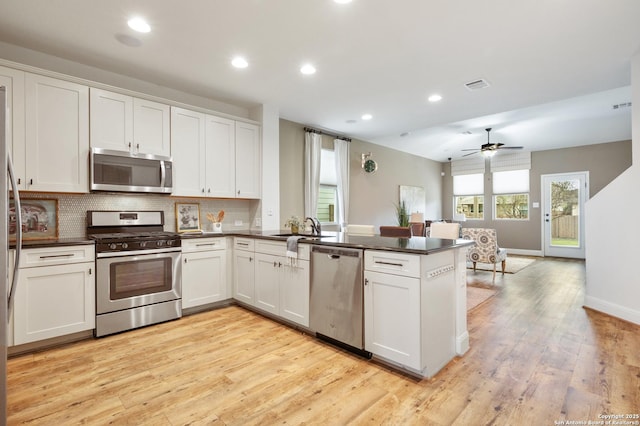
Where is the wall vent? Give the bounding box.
[464,78,490,91]
[612,102,632,110]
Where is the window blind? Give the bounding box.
[453,173,484,195]
[451,157,485,176]
[490,152,531,172]
[493,169,530,194]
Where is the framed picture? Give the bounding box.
[175,203,201,233]
[9,198,59,241]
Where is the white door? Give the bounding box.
[542,172,589,258]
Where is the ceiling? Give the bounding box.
[0,0,638,162]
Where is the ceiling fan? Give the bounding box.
[461,128,523,157]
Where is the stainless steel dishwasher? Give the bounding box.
[310,245,369,356]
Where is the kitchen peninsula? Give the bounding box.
[228,231,474,379]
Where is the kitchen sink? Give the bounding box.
[271,233,329,240]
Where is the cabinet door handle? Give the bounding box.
[136,143,140,150]
[29,178,33,185]
[202,188,205,193]
[196,243,217,247]
[237,190,240,195]
[39,253,75,259]
[273,261,277,267]
[17,178,21,185]
[208,188,211,193]
[249,257,253,262]
[278,262,282,267]
[128,142,132,149]
[89,268,92,275]
[184,258,188,263]
[374,261,404,267]
[364,278,368,286]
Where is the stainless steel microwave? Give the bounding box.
[90,148,173,194]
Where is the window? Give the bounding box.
[493,169,530,220]
[453,173,484,220]
[317,149,337,223]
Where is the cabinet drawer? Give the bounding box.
[182,237,227,253]
[255,239,310,261]
[234,237,255,251]
[20,245,95,268]
[364,250,420,278]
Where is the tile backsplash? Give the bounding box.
[20,192,256,238]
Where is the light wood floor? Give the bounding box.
[7,257,640,425]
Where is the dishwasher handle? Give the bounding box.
[311,245,362,258]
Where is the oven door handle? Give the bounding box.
[96,247,181,258]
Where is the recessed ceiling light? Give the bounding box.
[346,119,357,124]
[334,0,352,3]
[428,94,442,102]
[231,56,248,69]
[400,132,410,137]
[127,17,151,33]
[300,64,316,75]
[361,114,372,120]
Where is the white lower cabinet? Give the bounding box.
[254,253,281,315]
[364,249,456,378]
[233,237,255,305]
[181,238,228,309]
[13,245,95,345]
[254,252,310,326]
[234,238,310,327]
[279,259,310,326]
[364,270,421,370]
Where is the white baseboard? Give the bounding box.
[584,296,640,326]
[505,248,543,257]
[456,331,469,355]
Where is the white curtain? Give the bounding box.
[304,131,322,218]
[334,139,350,231]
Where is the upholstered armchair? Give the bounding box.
[461,228,507,282]
[426,222,461,239]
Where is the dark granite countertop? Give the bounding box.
[179,230,473,255]
[9,238,95,249]
[9,231,472,255]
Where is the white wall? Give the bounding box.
[584,50,640,324]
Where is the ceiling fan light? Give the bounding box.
[482,150,496,158]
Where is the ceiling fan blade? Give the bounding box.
[461,151,478,157]
[461,149,480,151]
[499,146,524,150]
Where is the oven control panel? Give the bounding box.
[96,238,181,253]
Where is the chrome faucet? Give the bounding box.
[305,217,321,236]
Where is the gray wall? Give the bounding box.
[442,140,632,251]
[279,119,443,231]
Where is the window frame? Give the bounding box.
[454,195,485,221]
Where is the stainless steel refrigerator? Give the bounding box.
[2,84,23,425]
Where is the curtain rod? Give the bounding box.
[304,127,351,142]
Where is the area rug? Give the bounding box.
[467,286,498,311]
[466,256,537,274]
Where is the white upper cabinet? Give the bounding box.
[205,114,236,197]
[0,65,26,190]
[235,121,261,199]
[171,106,260,199]
[25,73,89,193]
[90,88,170,157]
[170,107,206,197]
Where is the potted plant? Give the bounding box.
[284,216,303,234]
[395,200,409,227]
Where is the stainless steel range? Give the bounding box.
[87,211,182,337]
